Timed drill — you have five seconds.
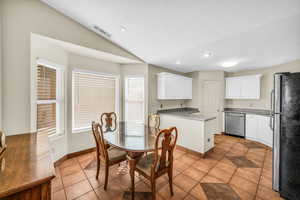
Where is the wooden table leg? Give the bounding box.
[123,152,152,200]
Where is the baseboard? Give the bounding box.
[175,145,204,158]
[54,147,96,167]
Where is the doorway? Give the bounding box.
[203,80,223,133]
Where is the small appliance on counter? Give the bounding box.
[271,72,300,200]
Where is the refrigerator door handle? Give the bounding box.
[269,90,274,130]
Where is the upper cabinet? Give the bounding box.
[157,72,192,100]
[225,74,262,99]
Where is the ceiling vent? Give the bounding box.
[93,25,111,38]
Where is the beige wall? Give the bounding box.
[186,71,225,111]
[1,0,141,135]
[67,53,122,154]
[148,64,188,113]
[31,34,69,161]
[225,59,300,110]
[186,71,225,132]
[121,64,149,122]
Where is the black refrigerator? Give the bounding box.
[271,72,300,200]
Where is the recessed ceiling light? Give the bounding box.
[176,60,181,65]
[202,51,213,58]
[120,26,127,32]
[221,60,239,68]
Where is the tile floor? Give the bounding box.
[52,134,283,200]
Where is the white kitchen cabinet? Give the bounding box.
[245,114,273,147]
[225,74,262,99]
[225,77,241,99]
[157,72,192,100]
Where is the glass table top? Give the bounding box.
[103,121,161,152]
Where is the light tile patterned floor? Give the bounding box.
[52,134,283,200]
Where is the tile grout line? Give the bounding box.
[253,148,268,199]
[73,153,98,199]
[187,135,238,199]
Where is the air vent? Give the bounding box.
[93,25,111,38]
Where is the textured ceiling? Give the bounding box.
[41,0,300,72]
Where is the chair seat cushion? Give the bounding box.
[107,148,127,162]
[136,153,169,176]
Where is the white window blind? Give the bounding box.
[125,77,145,123]
[36,65,57,136]
[73,72,116,131]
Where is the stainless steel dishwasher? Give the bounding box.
[225,112,245,137]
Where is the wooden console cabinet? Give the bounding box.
[0,133,55,200]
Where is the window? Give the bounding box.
[36,64,64,136]
[72,71,118,132]
[125,76,145,123]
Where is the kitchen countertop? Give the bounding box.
[223,108,271,116]
[157,108,217,121]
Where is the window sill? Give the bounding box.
[48,132,65,141]
[72,127,91,134]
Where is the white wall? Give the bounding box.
[1,0,140,135]
[148,64,188,113]
[121,64,149,123]
[31,34,69,161]
[225,59,300,109]
[67,53,122,154]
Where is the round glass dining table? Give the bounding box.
[103,121,161,200]
[103,121,161,153]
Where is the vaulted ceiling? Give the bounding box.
[41,0,300,72]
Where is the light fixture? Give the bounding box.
[221,60,239,68]
[120,26,127,32]
[176,60,181,65]
[202,51,213,58]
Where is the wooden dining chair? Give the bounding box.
[148,114,160,129]
[91,122,127,190]
[100,112,117,132]
[128,127,178,200]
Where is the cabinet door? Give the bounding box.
[246,114,258,139]
[225,77,241,99]
[183,77,192,99]
[241,76,260,99]
[257,115,273,147]
[164,76,177,99]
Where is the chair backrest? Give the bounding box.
[92,122,108,161]
[100,112,117,132]
[148,114,160,129]
[152,127,178,173]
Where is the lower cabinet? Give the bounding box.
[246,114,273,147]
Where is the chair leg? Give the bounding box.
[168,169,174,196]
[104,165,109,190]
[151,179,156,200]
[96,158,100,180]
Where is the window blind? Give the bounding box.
[73,72,116,130]
[37,65,57,135]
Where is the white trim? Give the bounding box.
[124,75,145,123]
[72,127,91,134]
[36,58,65,70]
[73,68,119,78]
[31,58,66,137]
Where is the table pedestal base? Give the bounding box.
[123,191,152,200]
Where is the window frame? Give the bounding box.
[124,75,145,124]
[32,59,65,139]
[72,69,120,133]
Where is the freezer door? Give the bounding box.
[279,73,300,200]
